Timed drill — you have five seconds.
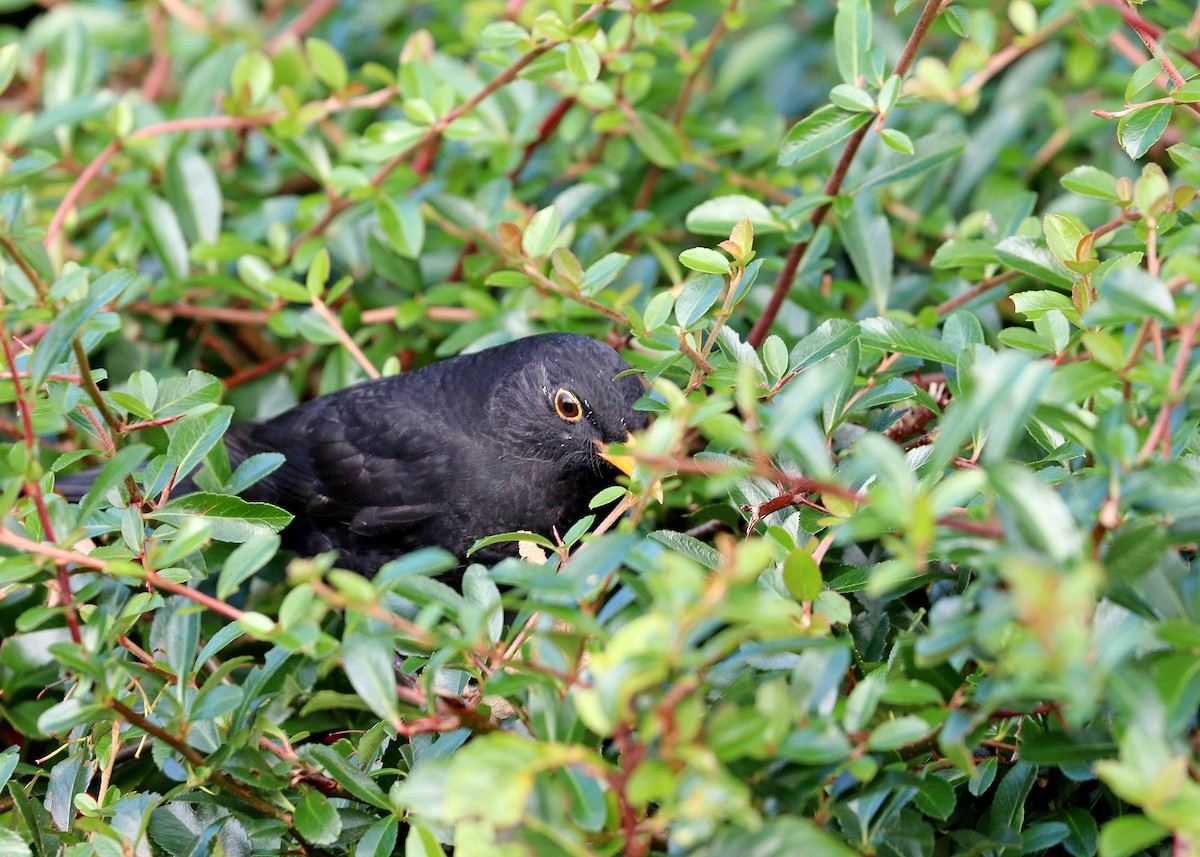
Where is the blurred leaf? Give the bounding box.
[686,195,784,236]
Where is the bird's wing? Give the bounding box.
[226,380,450,535]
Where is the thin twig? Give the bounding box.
[750,0,945,348]
[936,270,1020,316]
[1137,308,1200,463]
[310,297,380,379]
[265,0,340,54]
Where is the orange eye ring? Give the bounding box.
[554,389,583,422]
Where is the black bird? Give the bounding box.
[65,333,648,574]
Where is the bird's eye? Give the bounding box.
[554,389,583,422]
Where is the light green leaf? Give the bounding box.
[686,195,784,236]
[522,206,559,257]
[679,247,730,274]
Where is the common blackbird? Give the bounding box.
[64,333,648,574]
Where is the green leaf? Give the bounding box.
[466,530,556,556]
[77,443,150,521]
[362,817,402,857]
[0,829,30,857]
[1117,103,1172,160]
[376,195,425,259]
[1058,808,1100,857]
[581,253,630,294]
[231,49,273,103]
[165,406,232,486]
[835,195,892,312]
[995,235,1074,289]
[782,549,822,601]
[829,84,875,113]
[685,195,784,236]
[678,247,730,275]
[854,135,964,192]
[1019,724,1116,765]
[779,105,872,166]
[30,270,133,392]
[38,699,111,734]
[1172,78,1200,103]
[165,149,222,244]
[566,41,600,83]
[914,775,957,820]
[306,38,348,90]
[650,530,720,568]
[789,319,861,369]
[0,43,19,97]
[982,762,1036,836]
[522,205,559,257]
[762,334,788,380]
[867,715,931,750]
[675,273,725,327]
[1043,213,1085,264]
[690,818,859,857]
[630,110,681,168]
[834,0,871,85]
[294,789,341,846]
[1098,816,1168,857]
[1061,165,1119,200]
[301,744,392,811]
[342,634,402,730]
[642,290,674,329]
[216,533,280,599]
[0,746,18,794]
[931,239,998,269]
[138,194,191,279]
[150,493,292,542]
[879,128,913,154]
[479,21,528,48]
[858,318,954,364]
[1010,290,1075,320]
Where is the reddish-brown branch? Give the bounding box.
[748,0,945,348]
[145,569,247,622]
[223,344,313,389]
[1137,308,1200,463]
[310,297,380,379]
[510,96,575,181]
[1101,0,1200,70]
[0,329,82,643]
[142,5,172,102]
[128,300,274,324]
[935,270,1020,316]
[959,14,1072,97]
[0,518,107,570]
[265,0,341,54]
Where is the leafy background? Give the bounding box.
[0,0,1199,855]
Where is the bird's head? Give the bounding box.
[484,333,648,485]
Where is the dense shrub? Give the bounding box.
[0,0,1198,854]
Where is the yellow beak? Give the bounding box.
[596,434,664,503]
